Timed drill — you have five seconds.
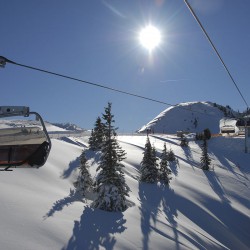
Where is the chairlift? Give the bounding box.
[0,106,51,170]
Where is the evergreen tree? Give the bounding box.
[194,118,198,128]
[88,116,105,150]
[88,129,95,149]
[140,136,158,183]
[74,150,93,197]
[159,143,172,185]
[152,145,159,173]
[167,147,176,161]
[203,128,211,140]
[93,103,130,212]
[200,139,211,170]
[180,134,189,147]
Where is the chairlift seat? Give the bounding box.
[0,106,51,170]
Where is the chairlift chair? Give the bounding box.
[0,106,51,170]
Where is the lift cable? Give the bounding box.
[0,56,171,106]
[184,0,249,109]
[0,56,217,117]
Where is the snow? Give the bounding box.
[138,101,227,134]
[0,119,67,132]
[0,131,249,249]
[0,103,249,249]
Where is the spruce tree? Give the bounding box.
[203,128,211,140]
[93,103,130,212]
[159,143,172,185]
[140,136,158,183]
[88,116,105,150]
[74,150,93,197]
[167,147,176,162]
[152,145,159,174]
[180,134,188,147]
[88,129,95,149]
[200,139,211,170]
[194,118,198,128]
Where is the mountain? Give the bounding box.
[138,101,236,134]
[0,119,67,132]
[51,122,85,131]
[0,119,86,134]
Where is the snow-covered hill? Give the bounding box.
[0,104,249,249]
[0,119,67,132]
[51,122,84,131]
[0,133,249,250]
[138,101,233,134]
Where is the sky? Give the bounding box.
[1,0,250,132]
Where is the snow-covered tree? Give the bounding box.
[152,145,158,172]
[93,103,130,212]
[167,147,176,162]
[200,139,211,170]
[159,143,172,185]
[88,116,105,151]
[88,129,95,149]
[140,136,158,183]
[74,150,93,197]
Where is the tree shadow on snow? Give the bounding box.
[203,170,229,203]
[60,137,87,148]
[138,183,198,249]
[176,154,200,170]
[118,140,145,152]
[61,149,101,180]
[138,182,246,249]
[206,137,250,180]
[61,156,80,179]
[85,149,102,167]
[62,206,127,250]
[122,162,140,181]
[162,186,196,250]
[168,160,179,176]
[162,186,206,249]
[181,146,196,168]
[138,182,162,250]
[149,135,180,146]
[210,149,249,180]
[166,184,250,249]
[44,189,80,219]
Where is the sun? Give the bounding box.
[139,25,162,52]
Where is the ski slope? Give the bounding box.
[0,133,249,250]
[138,101,230,134]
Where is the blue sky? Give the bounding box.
[1,0,250,132]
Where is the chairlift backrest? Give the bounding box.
[0,106,51,170]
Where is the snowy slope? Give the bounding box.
[0,134,249,250]
[138,101,229,134]
[51,122,84,131]
[0,119,67,132]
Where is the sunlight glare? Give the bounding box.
[139,25,162,52]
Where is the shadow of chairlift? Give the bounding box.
[0,106,51,171]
